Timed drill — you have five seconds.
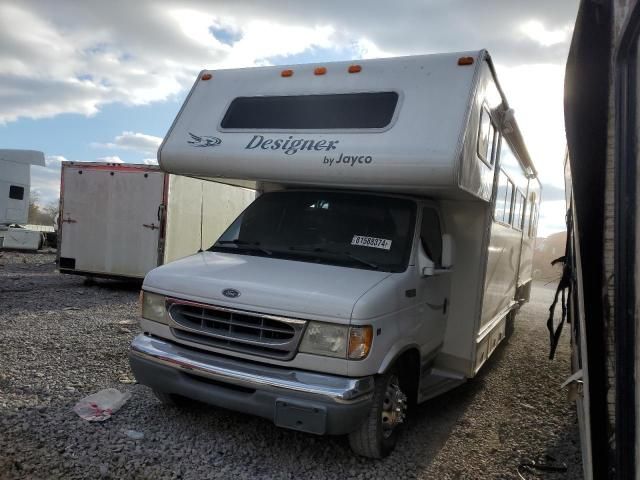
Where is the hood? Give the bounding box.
[144,252,392,323]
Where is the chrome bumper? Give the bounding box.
[129,334,374,404]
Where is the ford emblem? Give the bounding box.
[222,288,240,298]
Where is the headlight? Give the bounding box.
[299,322,348,358]
[140,291,167,323]
[299,322,373,360]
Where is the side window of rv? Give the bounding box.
[512,191,525,230]
[523,197,531,234]
[420,208,442,265]
[477,106,495,166]
[528,203,538,237]
[9,185,24,200]
[494,170,514,224]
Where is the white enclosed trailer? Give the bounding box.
[58,162,255,279]
[0,149,46,250]
[129,51,541,457]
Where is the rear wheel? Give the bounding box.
[348,367,408,458]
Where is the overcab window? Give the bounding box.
[221,92,399,130]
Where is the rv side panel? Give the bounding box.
[163,175,207,263]
[436,200,490,376]
[476,137,530,370]
[163,176,256,263]
[517,178,542,288]
[0,160,30,225]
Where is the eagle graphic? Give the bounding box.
[188,133,222,147]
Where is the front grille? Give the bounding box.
[168,301,306,360]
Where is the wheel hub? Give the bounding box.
[381,375,407,438]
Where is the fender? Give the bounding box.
[377,341,423,374]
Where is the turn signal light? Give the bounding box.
[457,57,474,66]
[281,69,293,77]
[201,73,212,80]
[348,64,362,73]
[348,326,373,359]
[314,66,327,75]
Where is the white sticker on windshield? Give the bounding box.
[351,235,392,250]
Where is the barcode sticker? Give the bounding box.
[351,235,392,250]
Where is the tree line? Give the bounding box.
[28,193,58,226]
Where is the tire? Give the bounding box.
[348,367,408,458]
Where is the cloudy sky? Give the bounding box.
[0,0,578,236]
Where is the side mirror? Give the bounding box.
[418,243,436,277]
[441,234,455,269]
[421,257,435,277]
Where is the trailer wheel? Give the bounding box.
[348,367,407,458]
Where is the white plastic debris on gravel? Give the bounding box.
[73,389,131,421]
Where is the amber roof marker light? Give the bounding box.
[457,56,474,66]
[348,65,362,73]
[281,69,293,77]
[314,66,327,75]
[201,73,213,80]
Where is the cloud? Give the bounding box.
[45,155,66,168]
[93,131,162,155]
[540,183,565,202]
[0,0,578,123]
[538,200,566,237]
[520,20,573,47]
[96,155,124,163]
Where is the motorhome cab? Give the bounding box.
[129,51,541,458]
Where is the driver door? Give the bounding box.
[415,206,451,363]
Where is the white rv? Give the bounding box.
[0,149,46,250]
[57,161,255,279]
[129,51,541,458]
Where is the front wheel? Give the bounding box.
[348,367,408,458]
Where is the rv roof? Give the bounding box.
[0,150,45,167]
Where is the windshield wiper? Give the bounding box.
[289,246,378,269]
[214,240,272,256]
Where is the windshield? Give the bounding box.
[210,191,416,272]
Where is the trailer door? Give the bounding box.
[59,166,165,278]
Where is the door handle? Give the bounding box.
[62,217,77,224]
[143,223,159,230]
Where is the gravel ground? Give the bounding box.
[0,251,582,479]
